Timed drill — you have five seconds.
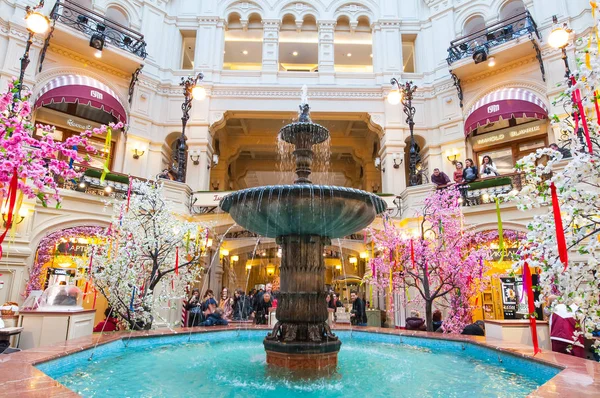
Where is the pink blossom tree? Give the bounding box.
[370,188,491,332]
[0,81,121,258]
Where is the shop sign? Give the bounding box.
[53,269,68,275]
[67,119,94,131]
[473,123,545,149]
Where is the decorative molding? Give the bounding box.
[210,88,384,99]
[46,44,130,79]
[462,56,538,84]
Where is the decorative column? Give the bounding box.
[262,19,280,83]
[380,138,407,195]
[317,21,336,84]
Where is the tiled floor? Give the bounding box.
[0,324,598,397]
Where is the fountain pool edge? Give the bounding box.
[2,325,597,397]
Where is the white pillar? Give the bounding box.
[318,21,336,84]
[262,19,280,82]
[380,131,407,196]
[379,21,403,79]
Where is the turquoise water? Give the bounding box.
[37,330,559,398]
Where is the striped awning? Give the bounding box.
[34,75,127,124]
[464,88,548,137]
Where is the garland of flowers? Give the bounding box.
[23,226,105,297]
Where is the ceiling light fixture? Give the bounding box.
[242,50,248,55]
[346,53,352,57]
[487,56,496,67]
[292,51,298,56]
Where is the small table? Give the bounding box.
[0,327,23,354]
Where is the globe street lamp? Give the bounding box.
[388,78,420,186]
[18,1,50,99]
[176,72,205,182]
[548,15,572,79]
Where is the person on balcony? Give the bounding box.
[479,155,499,178]
[549,143,572,159]
[462,158,478,183]
[431,168,451,186]
[453,162,465,184]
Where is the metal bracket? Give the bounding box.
[530,34,546,82]
[449,70,464,108]
[38,18,56,73]
[128,64,144,105]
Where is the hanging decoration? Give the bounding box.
[100,126,113,183]
[550,183,569,271]
[522,262,542,355]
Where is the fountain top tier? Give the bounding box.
[219,86,386,239]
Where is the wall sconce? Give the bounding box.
[393,153,403,169]
[220,248,229,257]
[374,156,382,172]
[211,181,220,191]
[245,263,252,271]
[189,150,201,166]
[266,265,275,276]
[132,147,145,159]
[2,207,27,228]
[359,251,369,259]
[349,257,358,265]
[372,184,379,193]
[89,33,105,58]
[231,255,239,262]
[446,149,460,165]
[208,153,219,169]
[335,264,342,271]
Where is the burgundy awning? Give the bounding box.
[464,88,548,137]
[34,75,127,124]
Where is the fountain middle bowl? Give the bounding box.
[219,185,387,239]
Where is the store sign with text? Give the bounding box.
[472,122,546,150]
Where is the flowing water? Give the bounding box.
[38,330,558,398]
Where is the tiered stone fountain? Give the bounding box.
[220,88,386,369]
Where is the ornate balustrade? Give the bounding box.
[447,11,539,65]
[50,0,147,59]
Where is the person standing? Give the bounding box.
[232,289,252,321]
[479,155,499,178]
[350,291,367,326]
[431,168,451,187]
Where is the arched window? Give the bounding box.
[105,6,129,28]
[463,15,485,37]
[223,12,263,70]
[499,0,526,20]
[279,14,318,72]
[334,15,373,73]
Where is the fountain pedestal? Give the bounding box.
[264,235,341,369]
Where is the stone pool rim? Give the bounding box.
[1,325,598,397]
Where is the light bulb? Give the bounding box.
[26,12,50,34]
[191,85,206,100]
[387,89,401,105]
[548,26,569,49]
[487,57,496,67]
[94,49,103,58]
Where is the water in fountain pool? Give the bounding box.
[38,331,558,397]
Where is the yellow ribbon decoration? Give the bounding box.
[586,36,593,70]
[495,198,505,261]
[100,127,112,183]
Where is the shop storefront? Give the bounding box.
[32,75,127,171]
[465,88,549,174]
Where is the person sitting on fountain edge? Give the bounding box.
[255,292,272,325]
[350,291,367,326]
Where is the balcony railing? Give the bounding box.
[57,167,145,200]
[460,173,523,206]
[447,11,539,65]
[50,0,147,59]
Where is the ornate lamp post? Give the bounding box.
[17,1,50,99]
[176,72,206,182]
[548,15,572,79]
[388,78,420,186]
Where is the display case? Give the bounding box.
[38,285,84,311]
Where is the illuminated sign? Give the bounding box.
[473,124,544,148]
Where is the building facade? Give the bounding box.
[0,0,593,325]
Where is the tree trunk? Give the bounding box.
[425,300,433,332]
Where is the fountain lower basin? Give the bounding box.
[219,185,387,239]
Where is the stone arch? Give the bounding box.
[496,0,527,19]
[104,1,142,28]
[33,67,130,116]
[332,1,377,24]
[105,4,130,27]
[276,1,321,20]
[454,6,493,35]
[462,14,486,36]
[219,0,266,17]
[471,222,528,234]
[463,80,549,116]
